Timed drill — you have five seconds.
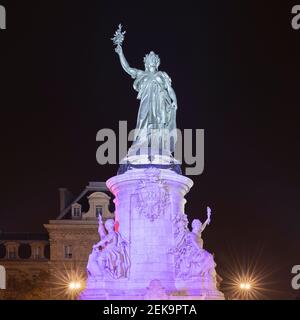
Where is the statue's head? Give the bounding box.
[192,219,202,232]
[144,51,160,71]
[104,219,115,232]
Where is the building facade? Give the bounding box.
[0,181,114,299]
[0,233,50,299]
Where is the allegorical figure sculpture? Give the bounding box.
[112,24,178,154]
[192,206,212,249]
[170,207,216,279]
[87,216,130,279]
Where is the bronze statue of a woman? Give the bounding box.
[112,25,178,157]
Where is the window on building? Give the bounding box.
[44,244,50,259]
[0,244,6,259]
[8,247,17,259]
[33,247,41,259]
[73,207,81,217]
[72,204,81,218]
[95,205,103,218]
[64,245,72,259]
[18,243,31,259]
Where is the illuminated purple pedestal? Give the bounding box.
[80,168,224,300]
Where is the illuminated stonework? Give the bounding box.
[135,168,169,222]
[81,169,224,300]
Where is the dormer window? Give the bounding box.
[81,192,112,220]
[71,203,82,219]
[73,207,81,217]
[95,205,103,218]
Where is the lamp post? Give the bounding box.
[238,281,252,299]
[68,280,82,299]
[239,282,251,290]
[68,281,81,290]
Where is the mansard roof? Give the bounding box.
[57,181,109,220]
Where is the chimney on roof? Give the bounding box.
[58,188,73,213]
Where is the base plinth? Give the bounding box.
[80,167,224,300]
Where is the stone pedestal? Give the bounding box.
[80,167,224,300]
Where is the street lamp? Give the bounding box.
[68,281,82,291]
[237,280,254,300]
[239,282,251,290]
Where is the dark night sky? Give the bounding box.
[0,0,299,298]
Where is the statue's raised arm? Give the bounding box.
[115,46,140,79]
[201,206,212,233]
[97,215,107,239]
[111,24,140,79]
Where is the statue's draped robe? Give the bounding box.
[173,231,216,278]
[131,71,177,153]
[102,231,130,279]
[87,232,130,279]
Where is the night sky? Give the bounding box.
[0,0,299,299]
